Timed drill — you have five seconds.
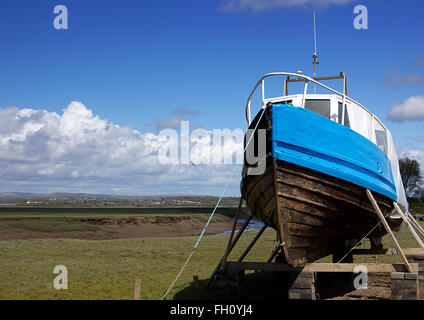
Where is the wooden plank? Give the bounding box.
[351,248,389,255]
[366,189,412,273]
[225,261,418,273]
[134,278,141,300]
[403,248,424,256]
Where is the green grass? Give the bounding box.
[0,229,276,300]
[410,201,424,215]
[0,206,237,219]
[0,213,230,233]
[0,216,422,300]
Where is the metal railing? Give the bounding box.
[245,72,388,135]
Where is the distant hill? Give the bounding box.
[0,192,240,208]
[0,192,218,200]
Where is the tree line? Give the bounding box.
[399,157,423,201]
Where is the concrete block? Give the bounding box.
[291,278,314,289]
[391,272,405,280]
[401,292,418,300]
[288,292,301,299]
[391,289,418,300]
[300,272,315,279]
[405,272,418,280]
[288,271,317,300]
[300,292,316,300]
[391,280,406,287]
[392,287,418,296]
[391,272,419,300]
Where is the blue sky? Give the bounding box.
[0,0,423,195]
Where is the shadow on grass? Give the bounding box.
[173,271,359,300]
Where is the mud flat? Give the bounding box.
[0,215,237,240]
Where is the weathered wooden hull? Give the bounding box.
[241,158,402,267]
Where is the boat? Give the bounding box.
[240,68,408,267]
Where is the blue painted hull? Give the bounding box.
[271,105,397,201]
[240,103,401,266]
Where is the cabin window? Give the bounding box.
[273,100,293,106]
[338,102,351,128]
[375,130,388,154]
[305,99,330,119]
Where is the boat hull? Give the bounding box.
[241,158,401,267]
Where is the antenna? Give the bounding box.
[313,9,317,57]
[312,10,319,93]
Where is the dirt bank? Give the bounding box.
[0,216,237,241]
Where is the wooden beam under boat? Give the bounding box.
[225,261,419,273]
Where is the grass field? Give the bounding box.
[0,205,423,300]
[1,220,423,300]
[410,200,424,215]
[0,206,238,218]
[0,213,231,233]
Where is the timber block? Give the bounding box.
[288,271,317,300]
[391,272,419,300]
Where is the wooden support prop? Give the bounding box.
[393,202,424,251]
[225,261,418,273]
[206,214,253,289]
[134,278,141,300]
[267,245,281,263]
[222,198,243,269]
[366,189,412,272]
[238,224,268,262]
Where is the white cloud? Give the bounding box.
[388,95,424,122]
[0,102,244,195]
[220,0,355,11]
[402,149,424,162]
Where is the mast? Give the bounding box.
[312,10,319,93]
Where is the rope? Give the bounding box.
[160,249,196,300]
[160,106,268,300]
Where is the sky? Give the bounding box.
[0,0,423,196]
